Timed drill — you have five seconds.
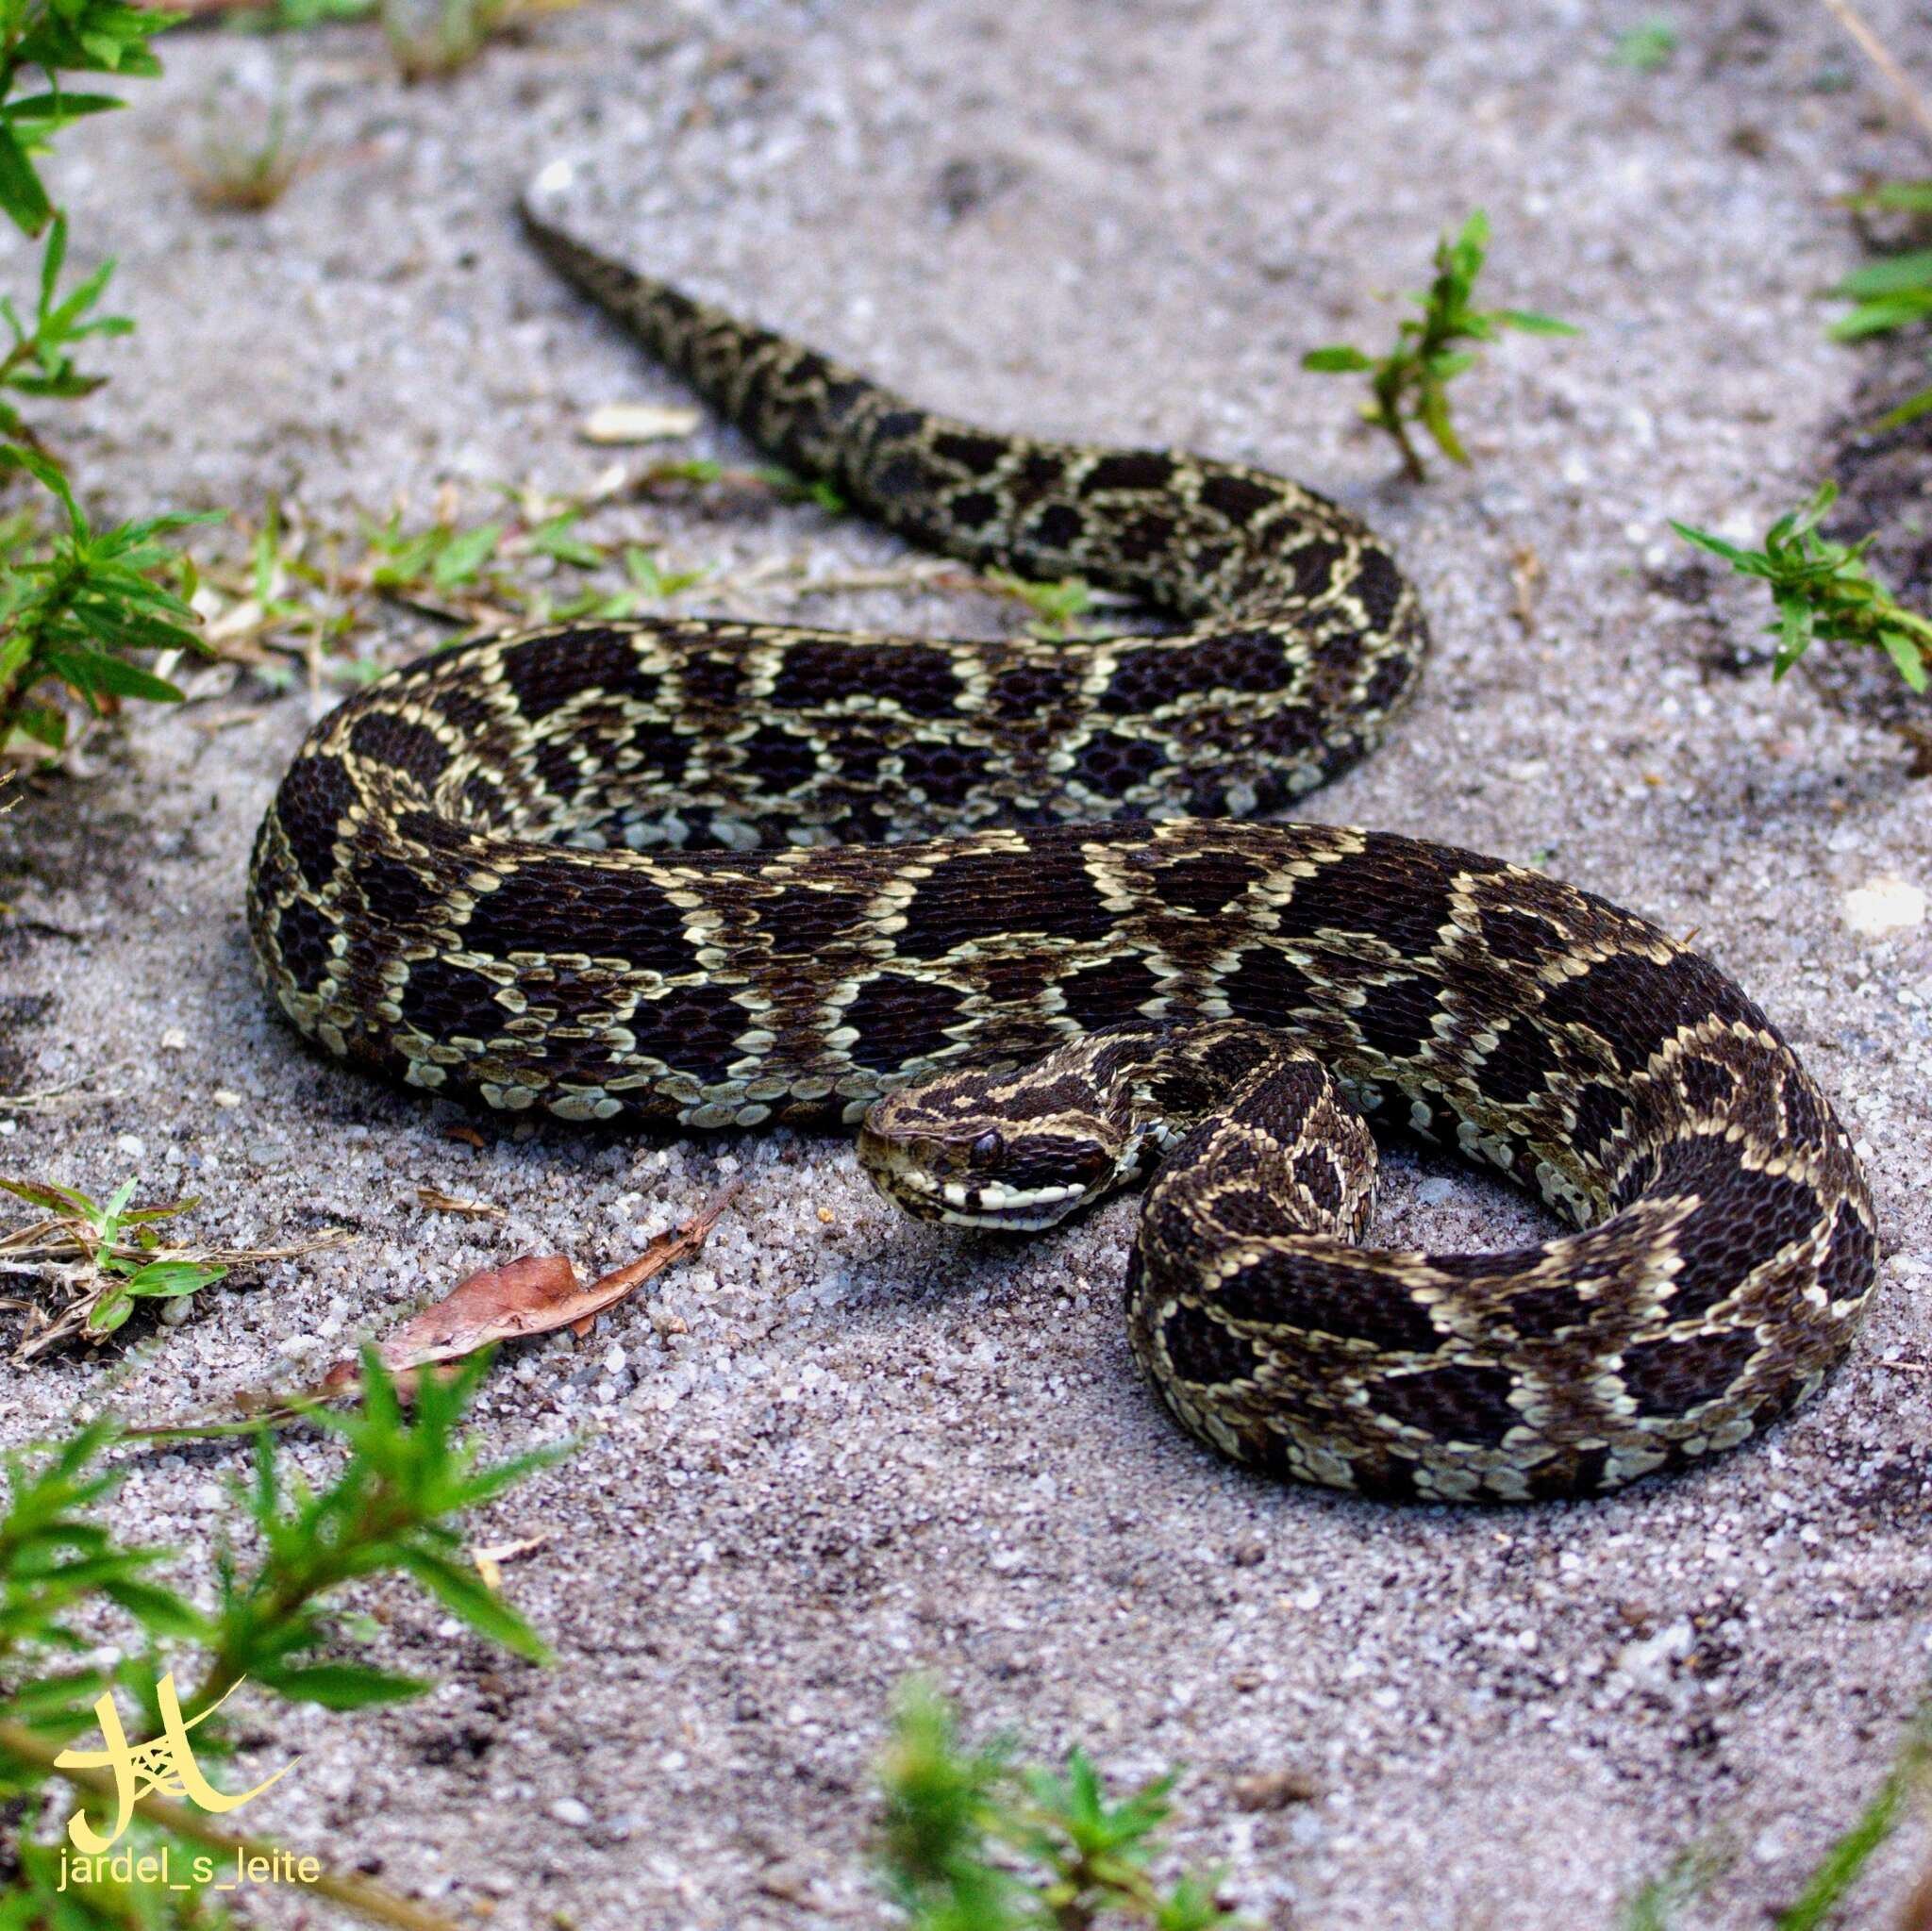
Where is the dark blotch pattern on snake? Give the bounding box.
[245,190,1876,1503]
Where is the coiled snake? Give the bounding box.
[245,189,1877,1502]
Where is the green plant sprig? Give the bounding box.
[195,1349,560,1714]
[0,0,216,761]
[1824,179,1932,429]
[0,1351,564,1928]
[0,210,130,443]
[983,567,1092,639]
[0,445,217,749]
[0,1174,227,1337]
[875,1682,1244,1931]
[1611,18,1678,71]
[1302,209,1577,480]
[0,0,180,240]
[1624,1700,1932,1931]
[1671,481,1932,692]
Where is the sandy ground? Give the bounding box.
[3,3,1932,1926]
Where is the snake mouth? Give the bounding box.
[894,1170,1090,1231]
[856,1124,1093,1231]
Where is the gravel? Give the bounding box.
[2,4,1930,1927]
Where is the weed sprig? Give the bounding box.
[1622,1699,1931,1929]
[0,448,215,751]
[0,1174,226,1341]
[1671,482,1932,691]
[1824,178,1932,429]
[1302,209,1576,479]
[875,1682,1242,1931]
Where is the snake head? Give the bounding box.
[857,1087,1120,1231]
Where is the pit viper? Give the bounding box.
[244,184,1877,1502]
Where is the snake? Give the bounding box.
[243,182,1878,1503]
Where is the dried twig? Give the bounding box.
[415,1185,506,1220]
[1822,0,1932,149]
[0,1075,127,1115]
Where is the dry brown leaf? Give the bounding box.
[1509,543,1543,632]
[322,1182,741,1390]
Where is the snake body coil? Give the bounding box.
[246,197,1877,1502]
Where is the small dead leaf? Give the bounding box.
[322,1181,741,1389]
[416,1185,505,1220]
[1230,1768,1322,1811]
[444,1124,489,1150]
[580,403,703,445]
[470,1530,555,1590]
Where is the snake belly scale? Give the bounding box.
[244,192,1877,1503]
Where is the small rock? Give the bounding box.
[1616,1618,1694,1692]
[758,1863,819,1905]
[549,1797,593,1828]
[580,402,702,444]
[115,1133,144,1158]
[211,1089,242,1109]
[1842,875,1925,939]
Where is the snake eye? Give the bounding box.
[969,1129,1005,1167]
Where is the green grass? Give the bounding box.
[1611,18,1678,71]
[1623,1702,1932,1930]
